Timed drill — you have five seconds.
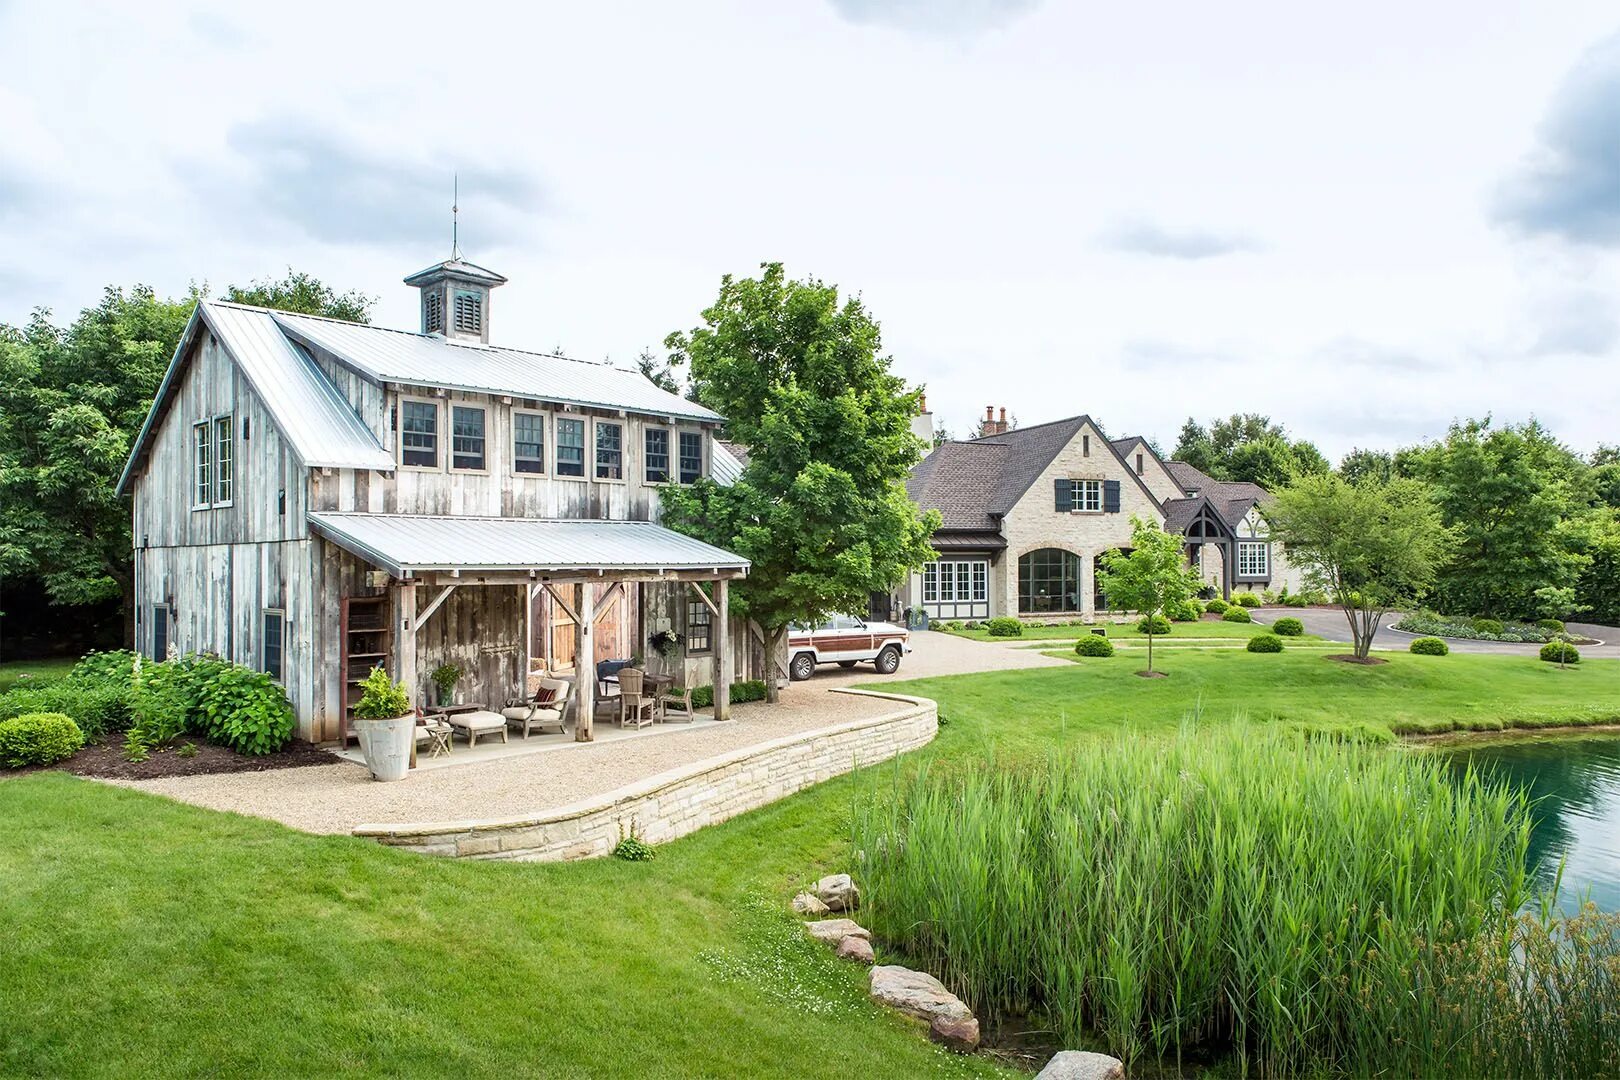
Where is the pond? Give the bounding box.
[1444,733,1620,913]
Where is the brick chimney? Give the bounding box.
[910,393,935,447]
[980,405,1010,437]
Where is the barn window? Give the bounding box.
[401,400,439,468]
[513,411,545,474]
[453,290,482,334]
[556,417,585,477]
[152,604,171,661]
[678,431,703,483]
[213,414,234,506]
[262,609,285,682]
[192,422,211,508]
[644,428,670,483]
[424,289,444,334]
[595,421,623,480]
[686,598,712,654]
[450,405,486,471]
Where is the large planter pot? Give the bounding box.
[355,714,414,782]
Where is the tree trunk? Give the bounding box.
[764,624,787,704]
[1146,627,1155,673]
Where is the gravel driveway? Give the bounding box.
[1254,608,1620,659]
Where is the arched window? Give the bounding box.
[1018,548,1082,613]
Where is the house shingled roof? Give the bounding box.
[907,416,1091,530]
[1163,461,1271,529]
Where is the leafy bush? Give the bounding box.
[1393,612,1555,643]
[689,680,769,709]
[352,666,410,720]
[611,821,656,862]
[1540,641,1581,665]
[0,681,129,739]
[1271,617,1304,637]
[1233,592,1261,608]
[190,664,295,756]
[1074,635,1115,657]
[963,621,981,630]
[1537,617,1566,634]
[1246,633,1284,653]
[71,649,141,685]
[1166,601,1202,622]
[1135,614,1171,635]
[1204,598,1229,614]
[1471,617,1506,636]
[1409,636,1450,656]
[1221,607,1252,623]
[985,617,1023,637]
[1282,593,1310,608]
[0,712,85,768]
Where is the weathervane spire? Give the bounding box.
[451,173,461,261]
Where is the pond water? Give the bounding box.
[1444,734,1620,913]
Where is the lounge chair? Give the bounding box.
[502,677,571,738]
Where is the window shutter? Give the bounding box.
[1103,480,1121,512]
[1054,479,1073,512]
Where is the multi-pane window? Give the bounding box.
[152,605,170,661]
[645,428,670,483]
[513,412,545,474]
[401,400,439,467]
[213,415,233,505]
[686,599,712,654]
[451,405,486,470]
[922,559,989,603]
[453,290,482,334]
[1018,548,1083,613]
[556,418,585,477]
[1238,541,1269,578]
[1070,478,1103,511]
[262,609,285,682]
[192,421,211,507]
[596,422,623,480]
[678,431,703,483]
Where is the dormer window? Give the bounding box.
[453,290,482,335]
[423,290,444,334]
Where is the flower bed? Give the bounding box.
[1392,612,1571,644]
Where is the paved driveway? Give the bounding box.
[795,628,1069,689]
[1254,607,1620,659]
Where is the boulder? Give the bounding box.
[804,918,870,945]
[791,891,831,916]
[815,873,860,911]
[835,935,875,964]
[868,965,972,1023]
[1035,1050,1125,1080]
[928,1014,981,1053]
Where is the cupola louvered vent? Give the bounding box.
[453,290,483,335]
[423,290,444,334]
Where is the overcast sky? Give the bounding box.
[3,1,1619,459]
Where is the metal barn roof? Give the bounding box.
[308,513,750,579]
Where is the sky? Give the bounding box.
[2,0,1619,460]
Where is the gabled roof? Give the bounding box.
[116,303,394,494]
[1163,461,1271,528]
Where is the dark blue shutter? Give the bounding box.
[1054,479,1073,511]
[1103,480,1121,513]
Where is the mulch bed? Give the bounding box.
[1325,654,1388,666]
[45,738,336,781]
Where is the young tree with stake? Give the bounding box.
[1096,518,1201,676]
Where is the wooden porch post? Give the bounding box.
[576,583,595,742]
[713,578,732,721]
[394,580,418,709]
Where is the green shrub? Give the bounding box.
[1073,635,1115,657]
[1135,614,1171,635]
[1221,607,1252,623]
[1540,641,1581,665]
[1246,633,1284,653]
[190,664,295,756]
[689,680,769,709]
[962,621,980,630]
[611,822,655,862]
[352,666,410,721]
[985,617,1023,637]
[1233,592,1261,608]
[1409,636,1450,656]
[1167,601,1201,622]
[1471,617,1506,636]
[1271,617,1304,637]
[70,649,141,685]
[1394,613,1554,643]
[942,620,965,631]
[1536,618,1566,634]
[1204,598,1229,614]
[0,681,130,739]
[0,712,85,768]
[1282,593,1309,608]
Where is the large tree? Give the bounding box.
[1096,517,1201,675]
[1173,413,1329,489]
[0,274,370,645]
[1265,475,1454,659]
[224,270,374,321]
[658,263,940,701]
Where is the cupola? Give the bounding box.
[403,258,507,345]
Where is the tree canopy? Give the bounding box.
[1173,413,1329,489]
[658,264,939,698]
[1096,517,1201,674]
[223,270,373,322]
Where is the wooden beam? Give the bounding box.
[543,583,580,625]
[394,580,419,712]
[576,583,595,742]
[592,582,624,626]
[416,584,457,627]
[688,580,719,617]
[713,578,732,721]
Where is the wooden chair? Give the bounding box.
[660,684,696,723]
[615,668,657,729]
[501,677,571,739]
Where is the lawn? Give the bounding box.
[4,650,1617,1076]
[0,657,76,694]
[941,619,1311,642]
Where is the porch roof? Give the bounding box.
[308,512,750,580]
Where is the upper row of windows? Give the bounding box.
[192,414,234,510]
[398,399,705,484]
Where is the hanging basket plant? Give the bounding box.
[649,629,684,660]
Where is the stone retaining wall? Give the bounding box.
[352,689,938,861]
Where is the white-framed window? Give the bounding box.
[595,421,623,480]
[262,609,285,682]
[645,427,671,483]
[450,404,487,471]
[678,430,704,484]
[213,414,233,506]
[1070,478,1103,512]
[1237,541,1269,578]
[192,421,211,509]
[556,416,586,477]
[513,410,545,474]
[400,398,440,468]
[922,559,989,604]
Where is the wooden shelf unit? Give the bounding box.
[340,596,392,727]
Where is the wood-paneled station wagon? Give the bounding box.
[786,615,911,680]
[117,252,770,744]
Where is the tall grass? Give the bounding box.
[851,723,1537,1074]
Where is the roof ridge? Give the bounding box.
[960,414,1089,444]
[311,511,661,526]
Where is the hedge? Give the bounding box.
[1222,607,1253,623]
[1409,637,1449,656]
[0,713,85,768]
[689,680,769,708]
[1233,592,1262,608]
[1246,634,1284,653]
[1204,598,1230,614]
[1539,642,1580,665]
[985,617,1023,638]
[1271,617,1304,637]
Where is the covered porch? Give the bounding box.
[309,512,750,744]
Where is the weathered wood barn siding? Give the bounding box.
[130,327,319,722]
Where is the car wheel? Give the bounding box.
[790,653,817,681]
[874,645,901,674]
[837,660,858,669]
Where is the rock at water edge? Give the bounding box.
[791,891,831,916]
[814,873,860,912]
[868,965,972,1023]
[1035,1050,1126,1080]
[929,1014,981,1053]
[835,935,875,964]
[804,918,870,945]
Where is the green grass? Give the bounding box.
[0,657,75,694]
[941,620,1310,642]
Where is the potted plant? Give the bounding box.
[352,666,414,782]
[429,662,462,707]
